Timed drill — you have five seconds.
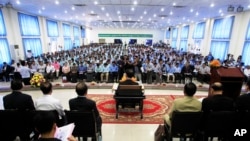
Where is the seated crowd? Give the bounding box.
[0,44,248,85]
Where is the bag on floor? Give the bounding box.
[154,124,165,141]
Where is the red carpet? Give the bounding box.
[87,94,201,124]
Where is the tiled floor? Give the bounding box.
[0,85,208,141]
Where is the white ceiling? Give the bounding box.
[1,0,250,29]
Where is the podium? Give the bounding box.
[209,67,244,99]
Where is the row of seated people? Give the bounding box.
[1,80,101,141]
[164,81,250,140]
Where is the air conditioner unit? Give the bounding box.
[227,5,234,12]
[237,6,244,12]
[5,2,12,8]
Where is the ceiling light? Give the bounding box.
[190,9,193,12]
[16,0,20,5]
[106,13,109,17]
[133,1,137,5]
[94,1,98,5]
[227,5,234,12]
[55,0,59,5]
[248,5,250,8]
[170,11,173,15]
[131,7,135,11]
[173,2,176,6]
[161,17,164,20]
[210,3,214,7]
[71,6,75,10]
[38,10,41,14]
[101,7,105,11]
[221,13,224,16]
[42,7,45,10]
[161,8,164,12]
[140,16,143,19]
[117,11,120,14]
[153,14,156,17]
[144,11,147,14]
[219,9,222,13]
[237,6,244,12]
[91,11,94,14]
[64,10,67,13]
[54,15,57,18]
[196,12,199,16]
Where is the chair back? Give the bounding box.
[64,110,98,139]
[116,85,142,96]
[170,111,203,137]
[202,111,236,138]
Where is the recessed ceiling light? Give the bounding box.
[140,16,143,19]
[173,2,176,6]
[38,10,41,14]
[54,15,57,18]
[161,17,164,20]
[64,10,67,13]
[91,11,94,14]
[190,9,193,12]
[161,8,164,12]
[196,12,199,16]
[82,13,85,16]
[94,1,98,5]
[117,11,120,14]
[170,11,173,15]
[148,18,151,21]
[144,11,147,14]
[101,7,105,11]
[55,0,59,5]
[106,13,109,17]
[16,0,20,5]
[219,9,222,13]
[131,7,135,11]
[210,3,214,7]
[134,1,137,5]
[203,18,206,20]
[153,14,156,17]
[72,6,75,10]
[221,13,224,16]
[248,5,250,8]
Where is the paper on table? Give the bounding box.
[54,123,75,141]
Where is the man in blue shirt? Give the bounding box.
[109,61,118,82]
[78,62,87,81]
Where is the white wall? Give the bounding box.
[86,28,164,44]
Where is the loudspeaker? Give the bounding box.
[80,26,83,30]
[237,6,243,12]
[227,6,234,12]
[168,27,171,31]
[14,45,19,49]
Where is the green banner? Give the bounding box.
[98,34,153,38]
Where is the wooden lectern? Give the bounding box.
[209,67,244,99]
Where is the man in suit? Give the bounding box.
[164,82,201,126]
[2,62,13,82]
[202,82,234,112]
[236,80,250,111]
[119,69,138,85]
[3,80,35,141]
[69,82,102,138]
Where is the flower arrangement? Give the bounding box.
[210,59,221,68]
[30,72,46,87]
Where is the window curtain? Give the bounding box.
[74,38,80,47]
[46,20,59,37]
[64,38,72,50]
[165,30,170,39]
[212,16,234,39]
[242,42,250,65]
[193,22,206,39]
[181,26,189,39]
[180,40,188,52]
[210,41,229,61]
[0,10,6,36]
[0,39,11,65]
[18,13,40,36]
[22,38,42,57]
[73,26,80,37]
[81,28,86,38]
[63,23,71,37]
[172,28,178,39]
[172,40,177,48]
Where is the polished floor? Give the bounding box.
[0,85,209,141]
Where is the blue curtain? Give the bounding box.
[64,38,72,50]
[46,20,59,37]
[0,10,6,36]
[166,30,170,39]
[23,38,42,57]
[81,28,86,38]
[0,39,11,65]
[212,16,234,39]
[242,42,250,65]
[63,23,71,37]
[172,28,178,39]
[18,13,40,36]
[172,40,177,48]
[74,38,80,47]
[73,26,80,37]
[181,26,189,39]
[210,41,229,61]
[180,40,188,52]
[193,22,205,39]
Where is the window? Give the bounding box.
[193,22,206,39]
[172,28,178,48]
[180,26,189,51]
[73,26,80,47]
[22,38,43,57]
[210,16,234,61]
[46,20,59,37]
[18,13,40,36]
[0,10,11,65]
[64,38,72,50]
[166,29,171,39]
[242,21,250,65]
[63,23,71,37]
[0,39,11,65]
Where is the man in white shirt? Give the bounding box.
[19,61,31,85]
[101,63,109,83]
[45,62,55,82]
[244,65,250,81]
[35,81,65,121]
[198,63,211,84]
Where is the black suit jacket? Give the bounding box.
[202,95,235,112]
[236,93,250,111]
[69,96,102,130]
[119,79,138,85]
[3,91,35,110]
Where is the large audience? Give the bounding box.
[1,43,250,85]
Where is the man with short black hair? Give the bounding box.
[69,82,102,136]
[35,81,65,117]
[164,82,201,125]
[236,80,250,111]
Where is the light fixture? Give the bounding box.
[237,6,244,12]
